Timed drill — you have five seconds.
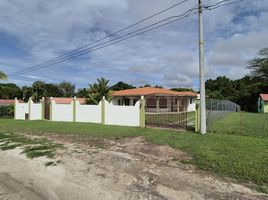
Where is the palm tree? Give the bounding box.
[87,77,110,104]
[0,71,7,80]
[0,71,8,98]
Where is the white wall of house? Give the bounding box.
[29,101,42,120]
[105,100,140,126]
[76,101,101,123]
[111,96,139,106]
[187,98,196,112]
[15,101,29,120]
[51,100,73,122]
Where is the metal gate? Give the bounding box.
[145,96,188,129]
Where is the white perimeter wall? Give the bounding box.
[76,101,101,123]
[51,100,73,122]
[105,100,140,126]
[15,102,29,120]
[29,101,42,120]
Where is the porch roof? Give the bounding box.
[111,87,198,97]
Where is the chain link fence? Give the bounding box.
[195,99,241,132]
[206,99,241,126]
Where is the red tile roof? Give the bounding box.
[0,99,24,105]
[260,94,268,101]
[111,87,198,97]
[53,98,86,104]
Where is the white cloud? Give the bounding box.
[0,0,267,89]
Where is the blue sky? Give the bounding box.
[0,0,268,90]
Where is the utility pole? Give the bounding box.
[198,0,206,134]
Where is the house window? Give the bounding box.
[190,98,192,104]
[124,98,130,106]
[159,98,167,108]
[118,99,121,105]
[146,97,156,108]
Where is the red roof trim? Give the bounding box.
[0,99,24,105]
[53,98,86,104]
[260,94,268,101]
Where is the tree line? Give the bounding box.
[206,48,268,112]
[0,48,267,111]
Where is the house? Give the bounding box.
[258,94,268,113]
[111,87,198,112]
[0,99,24,106]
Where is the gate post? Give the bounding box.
[41,97,45,120]
[73,96,77,122]
[28,97,32,120]
[140,96,145,128]
[195,99,200,132]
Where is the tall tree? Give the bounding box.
[22,86,32,101]
[0,71,8,98]
[110,81,135,91]
[247,47,268,81]
[0,83,22,99]
[59,81,75,97]
[43,83,63,97]
[87,78,110,104]
[32,81,46,102]
[76,88,88,98]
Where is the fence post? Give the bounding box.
[101,96,105,125]
[28,97,32,120]
[41,97,45,120]
[73,96,77,122]
[140,96,145,128]
[195,99,200,132]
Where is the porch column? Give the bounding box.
[156,97,159,113]
[177,99,180,113]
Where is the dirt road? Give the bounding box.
[0,135,266,200]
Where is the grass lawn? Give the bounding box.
[0,113,267,192]
[209,112,268,138]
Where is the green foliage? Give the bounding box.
[0,83,22,99]
[76,88,88,98]
[59,81,75,97]
[206,48,268,112]
[171,87,194,92]
[0,71,7,80]
[87,77,110,104]
[247,47,268,81]
[0,105,14,118]
[110,81,135,91]
[206,75,268,112]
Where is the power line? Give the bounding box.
[8,0,246,77]
[8,0,191,76]
[9,4,198,77]
[204,0,247,10]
